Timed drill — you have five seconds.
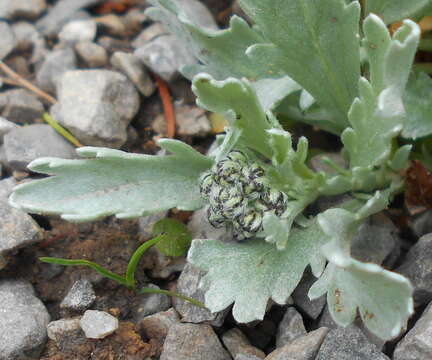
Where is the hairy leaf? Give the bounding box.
[192,74,276,158]
[402,72,432,139]
[10,140,212,222]
[365,0,431,24]
[310,206,414,340]
[342,16,420,168]
[241,0,361,128]
[188,222,328,323]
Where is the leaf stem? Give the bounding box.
[138,287,206,308]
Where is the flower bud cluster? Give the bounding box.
[199,151,288,240]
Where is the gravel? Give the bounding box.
[79,310,119,339]
[47,317,81,343]
[276,306,307,348]
[0,117,18,144]
[3,124,77,171]
[222,328,266,359]
[58,19,97,44]
[51,69,140,148]
[0,0,46,20]
[133,283,171,322]
[60,279,96,312]
[393,301,432,360]
[0,279,50,360]
[0,22,17,60]
[160,323,231,360]
[36,47,77,93]
[0,88,44,123]
[75,41,108,68]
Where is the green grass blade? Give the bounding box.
[43,113,83,147]
[138,287,206,308]
[40,257,128,286]
[125,235,166,289]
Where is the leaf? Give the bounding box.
[402,72,432,139]
[10,140,212,222]
[241,0,361,128]
[153,218,192,256]
[188,222,329,323]
[192,74,276,158]
[342,17,420,168]
[311,206,414,340]
[365,0,431,24]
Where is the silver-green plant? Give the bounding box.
[9,0,432,341]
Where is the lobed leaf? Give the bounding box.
[365,0,431,24]
[188,222,328,323]
[342,16,420,168]
[241,0,361,129]
[10,141,212,222]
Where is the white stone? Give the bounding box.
[80,310,119,339]
[59,19,97,44]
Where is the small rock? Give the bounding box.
[0,279,50,359]
[60,279,96,312]
[266,327,329,360]
[0,22,17,60]
[79,310,119,339]
[122,8,149,35]
[397,233,432,305]
[236,355,264,360]
[222,328,265,359]
[139,308,180,357]
[59,19,97,44]
[131,23,167,49]
[36,0,102,37]
[147,247,187,279]
[292,269,326,319]
[0,0,46,20]
[0,117,19,144]
[134,34,196,82]
[276,307,307,348]
[174,263,228,326]
[51,69,140,148]
[97,35,131,53]
[36,48,77,94]
[315,325,389,360]
[12,21,47,63]
[75,41,108,68]
[153,105,211,137]
[0,177,42,256]
[393,301,432,360]
[3,124,77,171]
[47,317,81,343]
[0,89,44,124]
[188,207,233,242]
[411,210,432,238]
[134,284,171,322]
[160,323,231,360]
[95,14,126,36]
[111,51,156,97]
[139,211,168,239]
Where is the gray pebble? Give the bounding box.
[174,263,228,326]
[111,51,156,97]
[0,279,50,360]
[11,21,47,63]
[134,34,196,82]
[60,279,96,312]
[411,210,432,238]
[0,0,46,20]
[0,177,42,257]
[36,0,102,37]
[393,301,432,360]
[3,124,77,171]
[47,317,81,343]
[266,327,329,360]
[236,355,264,360]
[222,328,265,359]
[131,23,167,49]
[397,233,432,305]
[58,19,97,44]
[0,22,17,61]
[0,89,44,124]
[51,69,140,148]
[276,307,307,348]
[134,283,171,322]
[160,323,231,360]
[75,41,108,68]
[315,325,389,360]
[0,117,18,144]
[79,310,119,339]
[36,48,77,94]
